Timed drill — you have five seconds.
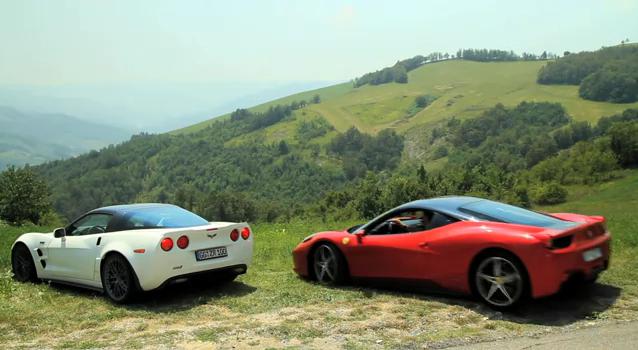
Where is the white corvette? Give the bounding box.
[11,203,253,303]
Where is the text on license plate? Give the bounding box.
[195,247,228,261]
[582,247,602,262]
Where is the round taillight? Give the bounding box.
[177,235,189,249]
[230,229,239,241]
[161,237,173,251]
[241,227,250,240]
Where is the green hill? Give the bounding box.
[27,51,638,222]
[175,59,638,139]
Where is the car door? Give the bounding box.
[348,230,430,280]
[347,209,458,281]
[346,209,431,280]
[46,213,113,281]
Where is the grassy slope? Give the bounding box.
[173,60,638,142]
[1,170,637,349]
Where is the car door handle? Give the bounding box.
[418,242,429,248]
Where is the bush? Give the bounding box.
[0,166,51,225]
[530,182,568,205]
[608,121,638,167]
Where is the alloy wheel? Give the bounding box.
[475,256,523,307]
[314,244,338,283]
[104,258,130,301]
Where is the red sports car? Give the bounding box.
[292,196,611,309]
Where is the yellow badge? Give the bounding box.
[342,237,350,245]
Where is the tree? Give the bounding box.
[608,121,638,166]
[415,95,429,108]
[0,166,51,225]
[278,140,290,155]
[311,94,321,104]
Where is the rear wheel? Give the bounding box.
[312,243,347,284]
[473,253,528,309]
[101,254,138,303]
[12,244,37,282]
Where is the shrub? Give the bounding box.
[530,182,567,205]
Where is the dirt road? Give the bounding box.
[450,321,638,350]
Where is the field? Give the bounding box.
[173,60,638,140]
[1,171,637,349]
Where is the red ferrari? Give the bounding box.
[292,196,611,309]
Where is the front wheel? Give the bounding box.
[473,254,528,309]
[101,254,139,303]
[12,244,37,282]
[312,243,347,284]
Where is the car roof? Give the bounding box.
[89,203,178,215]
[397,196,485,219]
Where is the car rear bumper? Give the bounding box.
[132,241,253,291]
[528,233,611,298]
[156,264,248,289]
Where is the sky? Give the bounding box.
[0,0,637,130]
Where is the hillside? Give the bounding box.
[175,59,638,139]
[29,51,638,222]
[0,106,130,169]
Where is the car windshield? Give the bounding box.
[121,206,208,229]
[459,200,578,229]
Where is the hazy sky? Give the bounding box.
[2,0,637,86]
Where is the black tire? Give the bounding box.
[472,251,529,310]
[101,254,139,303]
[12,244,37,283]
[311,243,348,285]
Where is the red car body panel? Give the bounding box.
[292,213,610,299]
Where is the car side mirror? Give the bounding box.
[54,227,66,238]
[354,230,365,241]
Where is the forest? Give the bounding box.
[1,95,636,226]
[353,48,555,87]
[537,44,638,103]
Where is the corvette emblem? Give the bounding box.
[207,233,217,239]
[342,237,350,245]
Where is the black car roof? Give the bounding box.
[89,203,178,215]
[396,196,484,219]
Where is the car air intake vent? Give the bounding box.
[552,235,573,249]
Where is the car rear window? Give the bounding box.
[459,200,578,229]
[122,206,208,229]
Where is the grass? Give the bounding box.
[1,171,638,348]
[172,60,638,138]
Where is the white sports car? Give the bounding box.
[11,203,253,303]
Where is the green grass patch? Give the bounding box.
[1,172,638,347]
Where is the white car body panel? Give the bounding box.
[12,222,253,292]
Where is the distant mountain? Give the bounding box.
[0,81,335,133]
[0,106,130,169]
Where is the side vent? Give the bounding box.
[41,260,46,269]
[36,248,43,257]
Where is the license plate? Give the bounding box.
[583,247,603,262]
[195,247,228,261]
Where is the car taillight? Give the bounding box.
[241,227,250,240]
[230,229,239,241]
[161,237,173,251]
[549,235,573,249]
[177,235,189,249]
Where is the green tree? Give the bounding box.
[608,121,638,166]
[0,166,51,225]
